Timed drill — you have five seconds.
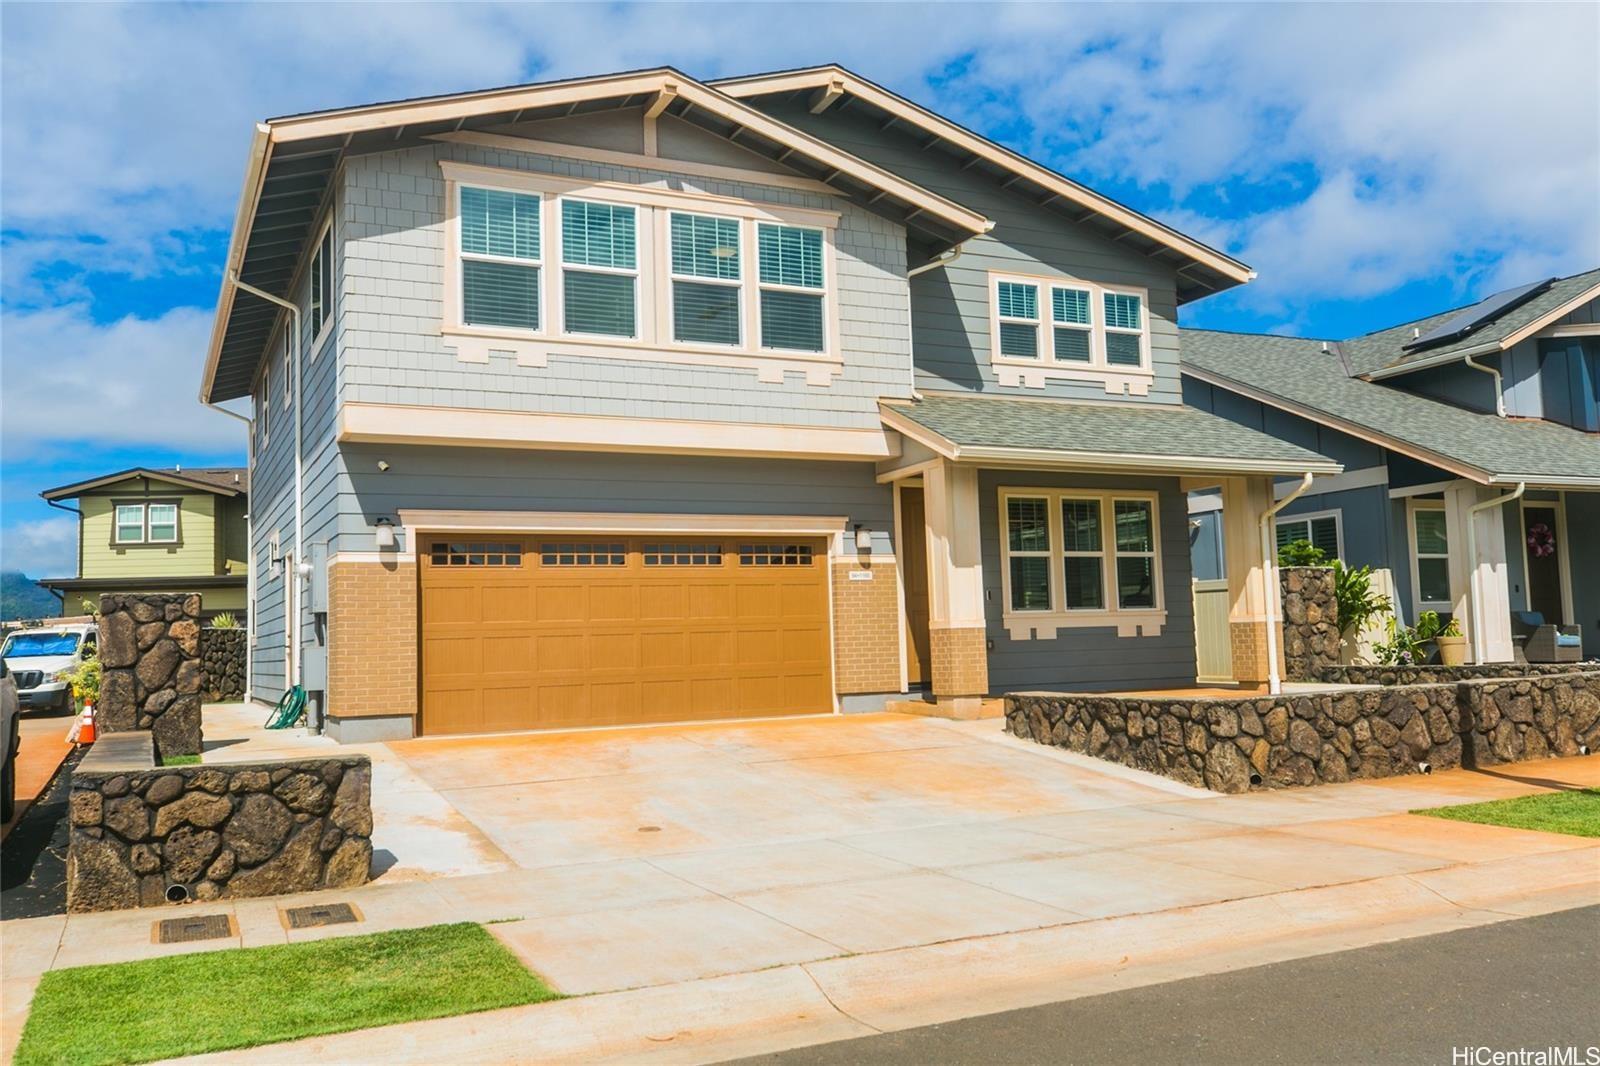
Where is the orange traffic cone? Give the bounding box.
[77,703,96,745]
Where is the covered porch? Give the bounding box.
[878,395,1343,715]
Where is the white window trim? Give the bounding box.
[557,196,642,341]
[998,487,1166,640]
[281,325,293,409]
[988,270,1155,396]
[146,502,179,544]
[1407,499,1452,614]
[665,211,746,351]
[307,217,334,356]
[439,160,843,384]
[1274,508,1343,559]
[114,504,148,545]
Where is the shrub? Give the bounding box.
[1331,561,1391,637]
[1277,539,1327,567]
[210,612,239,630]
[68,656,101,710]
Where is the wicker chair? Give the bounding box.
[1510,612,1584,663]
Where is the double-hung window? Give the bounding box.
[996,281,1041,359]
[1000,488,1164,632]
[1052,286,1093,363]
[460,185,542,330]
[113,502,178,545]
[757,223,825,352]
[1103,291,1144,367]
[561,199,637,338]
[670,213,742,346]
[1410,503,1451,610]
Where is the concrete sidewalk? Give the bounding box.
[1,709,1595,1065]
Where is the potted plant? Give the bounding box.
[1434,617,1467,666]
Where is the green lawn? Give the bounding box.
[15,922,558,1066]
[160,754,202,766]
[1414,788,1600,838]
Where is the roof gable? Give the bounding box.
[715,65,1253,303]
[41,467,248,501]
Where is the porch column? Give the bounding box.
[1220,475,1281,685]
[924,459,988,714]
[1444,482,1514,663]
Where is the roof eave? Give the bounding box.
[39,468,244,501]
[715,65,1254,293]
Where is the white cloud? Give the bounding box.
[0,304,246,455]
[0,517,77,580]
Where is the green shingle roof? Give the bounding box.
[1182,330,1600,486]
[1343,267,1600,377]
[883,394,1340,475]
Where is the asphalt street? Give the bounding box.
[732,904,1600,1065]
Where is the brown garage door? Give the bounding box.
[420,536,833,735]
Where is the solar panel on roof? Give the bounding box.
[1402,278,1556,352]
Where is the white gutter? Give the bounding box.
[1466,481,1525,664]
[201,398,254,697]
[1464,353,1506,417]
[1261,472,1316,696]
[225,271,304,692]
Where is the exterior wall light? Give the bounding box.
[374,517,397,550]
[854,524,872,552]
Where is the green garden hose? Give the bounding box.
[265,685,307,730]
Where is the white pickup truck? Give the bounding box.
[0,622,95,713]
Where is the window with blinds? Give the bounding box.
[757,223,825,352]
[1103,291,1143,367]
[990,274,1150,375]
[1052,286,1092,363]
[562,199,637,338]
[460,186,542,330]
[997,282,1040,359]
[670,212,741,346]
[1275,513,1341,561]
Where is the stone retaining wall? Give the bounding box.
[1317,663,1595,686]
[201,628,247,702]
[1280,566,1339,683]
[98,594,203,759]
[1005,669,1600,793]
[67,732,372,912]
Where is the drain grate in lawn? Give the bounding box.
[14,921,559,1066]
[1414,787,1600,838]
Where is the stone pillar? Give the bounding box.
[924,460,988,714]
[97,593,204,759]
[1280,566,1339,682]
[1444,482,1514,663]
[1220,476,1282,686]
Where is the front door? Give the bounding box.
[900,487,932,686]
[1522,505,1565,624]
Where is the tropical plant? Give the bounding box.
[1373,616,1424,666]
[1331,561,1391,637]
[209,612,239,630]
[67,655,101,710]
[1277,539,1328,567]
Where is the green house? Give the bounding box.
[38,467,249,617]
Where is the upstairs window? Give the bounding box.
[670,213,742,346]
[561,199,638,338]
[113,502,179,545]
[757,223,825,352]
[460,186,542,330]
[996,281,1040,359]
[308,222,333,343]
[990,273,1151,376]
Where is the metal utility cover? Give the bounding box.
[154,913,235,944]
[282,902,361,929]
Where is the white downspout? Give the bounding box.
[200,398,253,696]
[226,271,304,691]
[1464,354,1506,418]
[1466,481,1525,663]
[1260,472,1316,695]
[903,242,969,398]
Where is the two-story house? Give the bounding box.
[198,66,1337,742]
[1183,269,1600,660]
[38,467,250,616]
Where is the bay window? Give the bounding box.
[999,488,1165,635]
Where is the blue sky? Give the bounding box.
[3,2,1597,579]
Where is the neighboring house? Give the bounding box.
[1182,269,1600,660]
[37,467,251,617]
[198,65,1338,742]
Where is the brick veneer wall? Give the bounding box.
[98,594,204,759]
[931,626,988,698]
[327,559,417,722]
[830,559,902,694]
[1006,667,1600,793]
